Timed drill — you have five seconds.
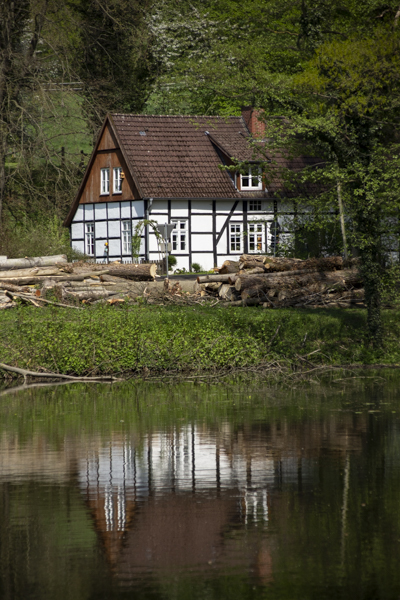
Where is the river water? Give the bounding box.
[0,373,400,600]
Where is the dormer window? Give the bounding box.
[240,166,262,191]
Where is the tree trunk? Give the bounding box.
[239,261,268,271]
[65,289,117,301]
[0,125,6,226]
[236,269,361,293]
[107,263,157,280]
[0,254,67,270]
[231,268,331,285]
[264,256,344,272]
[218,284,240,301]
[0,266,63,279]
[239,266,266,275]
[197,274,233,284]
[218,260,240,274]
[239,254,267,263]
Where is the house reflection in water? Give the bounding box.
[78,425,273,583]
[0,406,368,589]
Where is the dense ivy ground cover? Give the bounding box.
[1,305,399,376]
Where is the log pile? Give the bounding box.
[196,255,365,308]
[0,255,159,309]
[0,253,365,310]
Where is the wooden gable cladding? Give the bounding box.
[79,148,137,204]
[98,122,118,151]
[79,122,139,205]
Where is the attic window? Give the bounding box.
[240,166,262,191]
[100,168,109,195]
[139,131,146,136]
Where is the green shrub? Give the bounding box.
[0,213,84,261]
[191,262,202,273]
[168,255,177,269]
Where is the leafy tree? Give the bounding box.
[0,0,90,231]
[69,0,154,129]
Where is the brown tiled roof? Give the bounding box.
[110,114,254,199]
[110,114,321,200]
[206,131,264,163]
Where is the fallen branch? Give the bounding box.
[7,291,83,309]
[0,362,119,381]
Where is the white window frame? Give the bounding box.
[248,222,265,253]
[171,219,187,253]
[122,220,132,255]
[240,166,262,191]
[100,168,110,195]
[113,167,122,194]
[85,222,95,256]
[249,200,263,211]
[229,222,242,253]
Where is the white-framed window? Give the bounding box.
[100,168,110,195]
[230,223,242,253]
[85,222,95,256]
[249,200,262,211]
[122,220,132,255]
[172,219,187,252]
[248,222,265,253]
[240,166,262,191]
[113,167,122,194]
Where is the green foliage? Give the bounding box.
[1,305,400,376]
[168,255,177,269]
[0,214,85,260]
[191,262,202,273]
[69,0,154,124]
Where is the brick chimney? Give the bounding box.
[241,106,265,137]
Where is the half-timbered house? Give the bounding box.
[64,108,316,270]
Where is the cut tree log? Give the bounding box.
[107,263,157,281]
[230,268,322,285]
[0,254,67,270]
[239,266,266,275]
[238,261,268,271]
[65,289,118,301]
[263,256,343,272]
[0,266,62,279]
[235,269,361,293]
[218,260,240,275]
[239,254,267,264]
[0,282,31,293]
[0,272,108,286]
[197,274,233,284]
[218,284,240,301]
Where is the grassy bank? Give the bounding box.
[1,305,400,378]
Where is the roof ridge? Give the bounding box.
[110,113,241,119]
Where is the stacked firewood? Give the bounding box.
[196,254,365,308]
[0,253,365,310]
[0,255,159,309]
